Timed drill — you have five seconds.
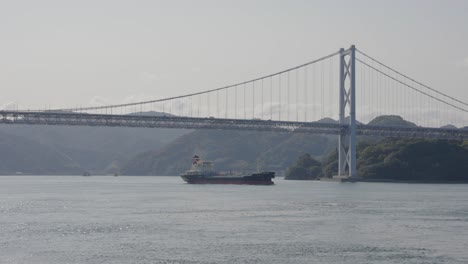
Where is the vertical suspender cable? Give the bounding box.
[244,83,246,119]
[296,69,299,122]
[197,95,200,117]
[304,66,308,122]
[252,82,255,118]
[235,85,237,119]
[312,64,315,121]
[321,61,324,119]
[378,64,381,118]
[287,71,290,121]
[330,58,333,120]
[261,79,264,120]
[270,77,273,120]
[366,58,369,122]
[207,93,210,117]
[278,75,281,121]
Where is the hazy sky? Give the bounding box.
[1,0,467,110]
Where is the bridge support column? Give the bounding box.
[337,45,357,179]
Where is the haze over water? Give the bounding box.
[1,176,467,263]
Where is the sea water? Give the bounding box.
[1,176,467,263]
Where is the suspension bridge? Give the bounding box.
[1,45,467,178]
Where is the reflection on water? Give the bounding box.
[1,176,468,263]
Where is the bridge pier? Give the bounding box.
[336,45,357,179]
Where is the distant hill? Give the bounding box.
[0,111,189,175]
[0,114,453,176]
[0,131,82,175]
[121,130,336,176]
[121,115,434,176]
[317,118,337,124]
[127,111,176,117]
[367,115,417,127]
[316,117,363,125]
[440,124,457,129]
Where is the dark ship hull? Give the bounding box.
[181,172,275,185]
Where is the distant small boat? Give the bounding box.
[181,155,275,185]
[82,172,91,176]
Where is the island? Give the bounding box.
[285,139,468,183]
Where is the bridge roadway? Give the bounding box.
[0,111,467,140]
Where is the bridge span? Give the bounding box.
[1,110,466,141]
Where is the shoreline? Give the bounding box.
[318,177,468,184]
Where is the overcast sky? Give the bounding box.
[1,0,467,110]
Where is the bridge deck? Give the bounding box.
[0,111,467,140]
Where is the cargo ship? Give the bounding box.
[181,155,275,185]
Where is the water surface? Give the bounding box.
[1,176,467,263]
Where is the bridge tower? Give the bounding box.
[337,45,357,178]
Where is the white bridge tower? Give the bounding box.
[337,45,357,178]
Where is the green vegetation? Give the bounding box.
[287,115,468,182]
[354,139,468,181]
[287,139,468,182]
[284,154,322,180]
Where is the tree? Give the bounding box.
[285,154,322,180]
